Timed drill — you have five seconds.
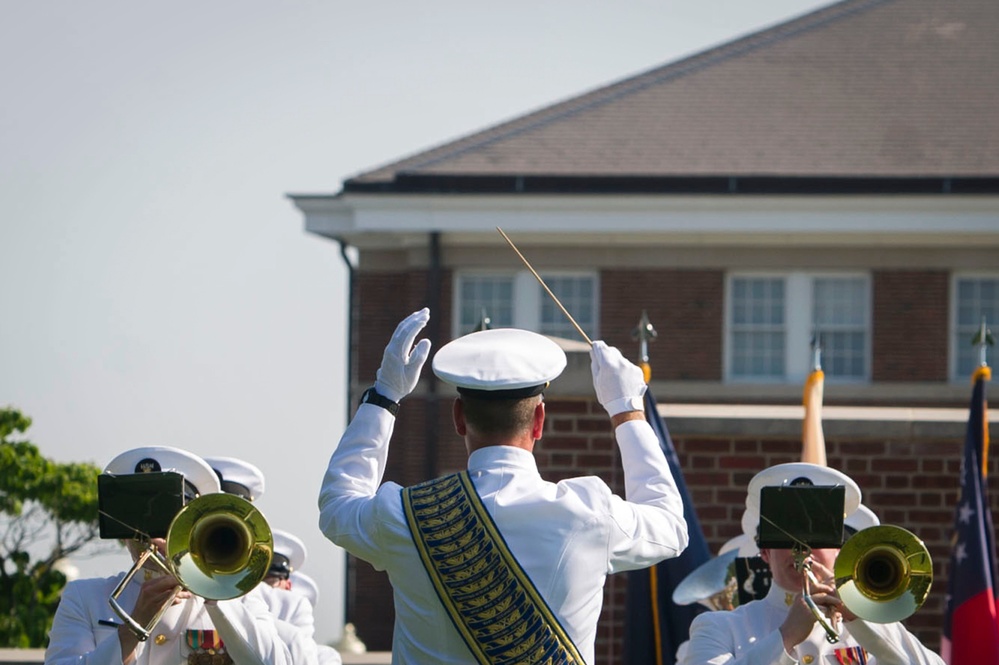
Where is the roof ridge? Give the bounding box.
[383,0,893,177]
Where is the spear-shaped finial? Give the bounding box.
[810,332,823,372]
[972,316,995,367]
[631,310,657,383]
[473,308,492,332]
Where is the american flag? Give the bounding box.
[941,367,999,663]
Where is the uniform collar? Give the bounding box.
[765,580,800,609]
[467,445,539,475]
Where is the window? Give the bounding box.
[812,277,868,379]
[455,271,598,339]
[730,277,785,378]
[726,273,870,382]
[952,275,999,380]
[457,275,514,332]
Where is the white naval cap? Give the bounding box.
[718,532,760,558]
[204,456,266,501]
[269,529,307,579]
[844,503,880,535]
[290,571,319,608]
[103,446,221,497]
[432,328,567,398]
[745,462,861,518]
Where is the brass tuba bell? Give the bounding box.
[109,493,273,640]
[834,524,933,623]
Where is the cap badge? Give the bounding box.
[135,458,161,473]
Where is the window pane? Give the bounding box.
[730,277,786,379]
[822,331,865,378]
[540,275,596,339]
[459,276,513,335]
[954,277,999,378]
[813,277,868,379]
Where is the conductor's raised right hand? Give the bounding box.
[590,340,647,417]
[375,308,432,403]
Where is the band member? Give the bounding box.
[45,446,317,665]
[206,458,337,663]
[318,308,689,663]
[682,463,943,665]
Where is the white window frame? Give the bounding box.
[453,270,599,339]
[724,271,871,384]
[950,272,999,381]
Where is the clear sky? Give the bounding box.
[0,0,832,647]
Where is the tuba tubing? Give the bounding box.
[109,494,273,640]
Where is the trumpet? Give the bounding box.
[797,525,933,643]
[109,493,273,640]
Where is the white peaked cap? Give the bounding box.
[432,328,567,396]
[845,503,881,534]
[204,456,266,501]
[103,446,221,497]
[719,532,760,558]
[290,571,319,608]
[272,529,308,571]
[745,462,861,518]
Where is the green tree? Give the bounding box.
[0,407,102,647]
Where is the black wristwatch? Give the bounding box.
[359,387,400,416]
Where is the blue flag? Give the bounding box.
[941,367,999,664]
[625,388,712,665]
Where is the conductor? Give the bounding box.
[318,308,689,664]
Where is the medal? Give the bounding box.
[186,630,232,665]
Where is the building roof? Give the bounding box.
[346,0,999,194]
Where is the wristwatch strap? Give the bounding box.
[359,387,400,416]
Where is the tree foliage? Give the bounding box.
[0,407,102,647]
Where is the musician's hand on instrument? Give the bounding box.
[590,341,647,417]
[132,575,187,627]
[375,308,432,403]
[780,594,821,650]
[807,560,856,621]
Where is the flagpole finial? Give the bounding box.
[972,316,994,368]
[473,309,492,333]
[810,333,823,372]
[631,310,657,383]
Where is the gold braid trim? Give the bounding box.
[403,471,586,665]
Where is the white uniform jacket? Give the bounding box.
[45,574,318,665]
[318,403,689,665]
[683,582,945,665]
[255,585,341,665]
[254,585,315,638]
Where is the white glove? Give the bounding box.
[374,308,432,403]
[590,340,647,416]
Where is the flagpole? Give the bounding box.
[632,311,663,665]
[972,317,993,477]
[632,310,657,384]
[801,334,827,466]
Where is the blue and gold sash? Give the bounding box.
[403,471,586,665]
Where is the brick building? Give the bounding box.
[291,0,999,660]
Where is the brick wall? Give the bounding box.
[601,269,724,381]
[872,270,949,382]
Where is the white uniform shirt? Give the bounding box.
[683,581,945,665]
[44,574,316,665]
[318,404,689,665]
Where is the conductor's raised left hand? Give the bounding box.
[375,308,432,402]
